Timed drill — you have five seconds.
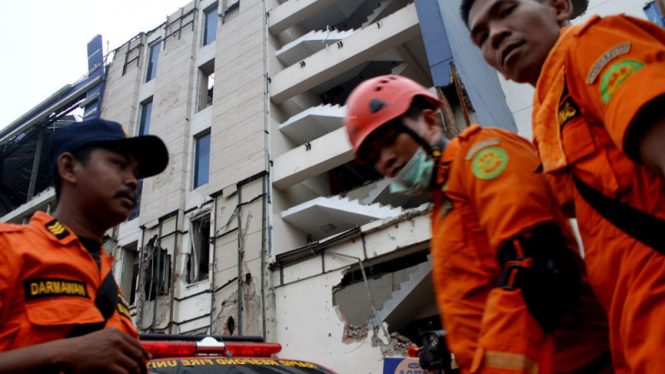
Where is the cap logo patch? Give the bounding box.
[586,42,630,84]
[600,59,644,104]
[45,219,70,240]
[370,98,389,114]
[472,147,509,180]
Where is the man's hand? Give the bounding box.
[60,328,152,374]
[628,94,665,179]
[638,118,665,179]
[0,328,151,374]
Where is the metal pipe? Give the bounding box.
[263,0,274,341]
[451,63,471,129]
[260,174,267,340]
[152,219,164,333]
[137,226,147,331]
[236,184,243,336]
[168,211,179,334]
[26,129,44,200]
[210,196,218,333]
[327,251,393,350]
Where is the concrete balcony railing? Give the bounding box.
[270,3,420,104]
[272,127,353,190]
[278,103,345,145]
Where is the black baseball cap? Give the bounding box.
[49,118,169,179]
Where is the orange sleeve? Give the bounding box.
[458,131,565,373]
[567,15,665,156]
[0,233,21,325]
[462,131,563,251]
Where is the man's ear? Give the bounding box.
[422,109,443,132]
[57,153,78,187]
[421,109,444,145]
[548,0,574,24]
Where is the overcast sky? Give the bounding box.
[0,0,188,130]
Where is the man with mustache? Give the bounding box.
[463,0,665,372]
[0,118,169,373]
[344,75,611,374]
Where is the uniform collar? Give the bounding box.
[30,211,79,245]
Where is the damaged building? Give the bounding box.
[0,0,517,372]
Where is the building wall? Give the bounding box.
[102,0,272,340]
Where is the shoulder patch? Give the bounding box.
[24,278,89,301]
[117,292,133,320]
[465,138,501,160]
[472,147,509,180]
[45,219,70,240]
[558,96,580,128]
[586,42,631,84]
[600,59,644,103]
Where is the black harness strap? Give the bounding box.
[570,350,612,374]
[572,175,665,254]
[67,271,119,337]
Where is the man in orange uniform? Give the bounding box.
[344,75,611,374]
[0,118,169,373]
[464,0,665,372]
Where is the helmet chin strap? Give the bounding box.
[398,123,449,160]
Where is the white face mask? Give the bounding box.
[389,147,435,196]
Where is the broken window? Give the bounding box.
[144,239,171,302]
[187,214,211,283]
[121,243,140,305]
[193,132,210,189]
[333,250,437,343]
[198,61,215,111]
[203,5,218,46]
[146,41,161,82]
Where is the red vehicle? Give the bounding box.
[141,334,339,374]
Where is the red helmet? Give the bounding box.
[344,75,442,163]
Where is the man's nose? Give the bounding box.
[490,24,510,50]
[125,170,139,191]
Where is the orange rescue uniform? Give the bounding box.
[0,211,138,350]
[430,125,610,374]
[532,15,665,374]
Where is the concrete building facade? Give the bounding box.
[4,0,651,372]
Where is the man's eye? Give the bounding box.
[499,5,516,18]
[478,32,488,45]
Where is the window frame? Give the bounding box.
[203,4,219,46]
[187,213,211,284]
[145,41,162,82]
[121,243,140,306]
[197,60,215,112]
[193,131,211,189]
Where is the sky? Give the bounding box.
[0,0,189,130]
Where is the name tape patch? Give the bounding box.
[465,138,501,160]
[24,278,89,301]
[587,42,631,84]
